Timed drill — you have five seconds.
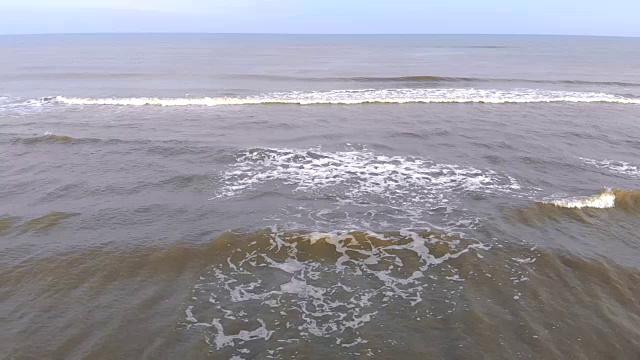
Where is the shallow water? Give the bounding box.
[1,34,640,359]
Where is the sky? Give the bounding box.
[0,0,638,36]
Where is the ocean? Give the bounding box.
[1,34,640,359]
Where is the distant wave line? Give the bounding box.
[5,72,639,87]
[51,89,640,106]
[224,74,640,87]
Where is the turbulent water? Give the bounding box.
[1,34,640,359]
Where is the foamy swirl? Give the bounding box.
[580,157,640,178]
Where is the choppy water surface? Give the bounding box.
[1,34,640,359]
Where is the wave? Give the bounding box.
[15,211,78,234]
[541,189,640,211]
[542,189,616,209]
[8,134,224,160]
[11,132,125,145]
[541,188,640,212]
[226,74,640,87]
[231,74,457,82]
[508,188,640,226]
[11,71,637,87]
[15,132,81,144]
[0,216,18,235]
[53,89,640,106]
[5,228,640,358]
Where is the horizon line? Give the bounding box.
[0,32,638,39]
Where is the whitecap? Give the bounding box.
[54,88,640,106]
[543,189,616,209]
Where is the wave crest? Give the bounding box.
[15,132,79,145]
[543,189,617,209]
[541,189,640,212]
[509,189,640,226]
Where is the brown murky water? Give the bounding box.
[2,34,640,359]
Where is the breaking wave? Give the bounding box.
[508,189,640,226]
[54,89,640,106]
[540,188,640,212]
[542,189,617,209]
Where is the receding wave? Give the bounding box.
[52,89,640,107]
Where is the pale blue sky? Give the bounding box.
[0,0,638,36]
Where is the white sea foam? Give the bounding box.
[185,306,198,323]
[217,147,522,201]
[186,230,484,357]
[0,97,50,113]
[543,189,616,209]
[580,157,640,178]
[215,147,525,228]
[54,88,640,106]
[208,318,273,350]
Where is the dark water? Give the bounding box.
[1,34,640,359]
